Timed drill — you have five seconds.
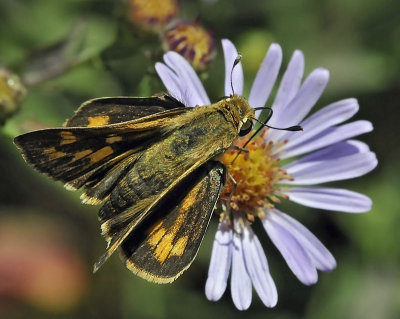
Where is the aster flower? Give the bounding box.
[155,39,377,310]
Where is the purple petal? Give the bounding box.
[269,68,329,142]
[242,226,277,308]
[280,120,373,159]
[269,50,304,125]
[231,232,252,310]
[268,209,336,271]
[284,150,378,185]
[284,140,370,171]
[262,214,318,285]
[283,187,372,213]
[155,62,188,105]
[275,98,359,153]
[248,43,282,118]
[205,221,233,301]
[163,51,210,106]
[222,39,243,96]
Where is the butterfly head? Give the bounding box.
[220,95,255,137]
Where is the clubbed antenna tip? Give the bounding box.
[230,54,242,95]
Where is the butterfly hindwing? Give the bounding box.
[119,161,225,283]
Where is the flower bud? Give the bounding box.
[0,68,26,123]
[162,22,216,70]
[128,0,179,32]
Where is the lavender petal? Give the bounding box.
[268,209,336,271]
[280,120,373,159]
[242,226,278,307]
[262,214,318,285]
[231,232,252,310]
[155,62,187,105]
[222,39,243,96]
[270,68,329,142]
[275,98,359,153]
[269,50,304,126]
[283,187,372,213]
[284,150,377,185]
[248,43,282,118]
[284,140,370,171]
[205,221,233,301]
[163,51,210,106]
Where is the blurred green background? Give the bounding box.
[0,0,399,318]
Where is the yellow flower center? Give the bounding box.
[220,129,292,220]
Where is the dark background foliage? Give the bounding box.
[0,0,399,318]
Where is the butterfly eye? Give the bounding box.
[239,119,253,136]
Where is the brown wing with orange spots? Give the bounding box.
[14,99,189,203]
[119,161,225,283]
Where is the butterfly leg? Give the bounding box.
[230,145,249,153]
[225,173,247,235]
[225,172,237,227]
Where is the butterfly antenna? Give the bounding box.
[232,107,303,163]
[242,107,302,149]
[230,54,242,95]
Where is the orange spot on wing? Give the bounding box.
[60,131,77,145]
[88,146,113,163]
[179,183,202,212]
[44,147,67,160]
[74,149,93,160]
[151,233,189,263]
[153,234,173,263]
[106,135,123,144]
[170,236,188,257]
[147,184,203,263]
[148,227,166,247]
[87,116,110,127]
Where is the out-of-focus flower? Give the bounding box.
[127,0,215,70]
[128,0,179,32]
[162,21,215,70]
[155,39,377,310]
[0,214,88,312]
[0,68,26,123]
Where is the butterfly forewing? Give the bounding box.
[14,96,188,199]
[64,95,185,127]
